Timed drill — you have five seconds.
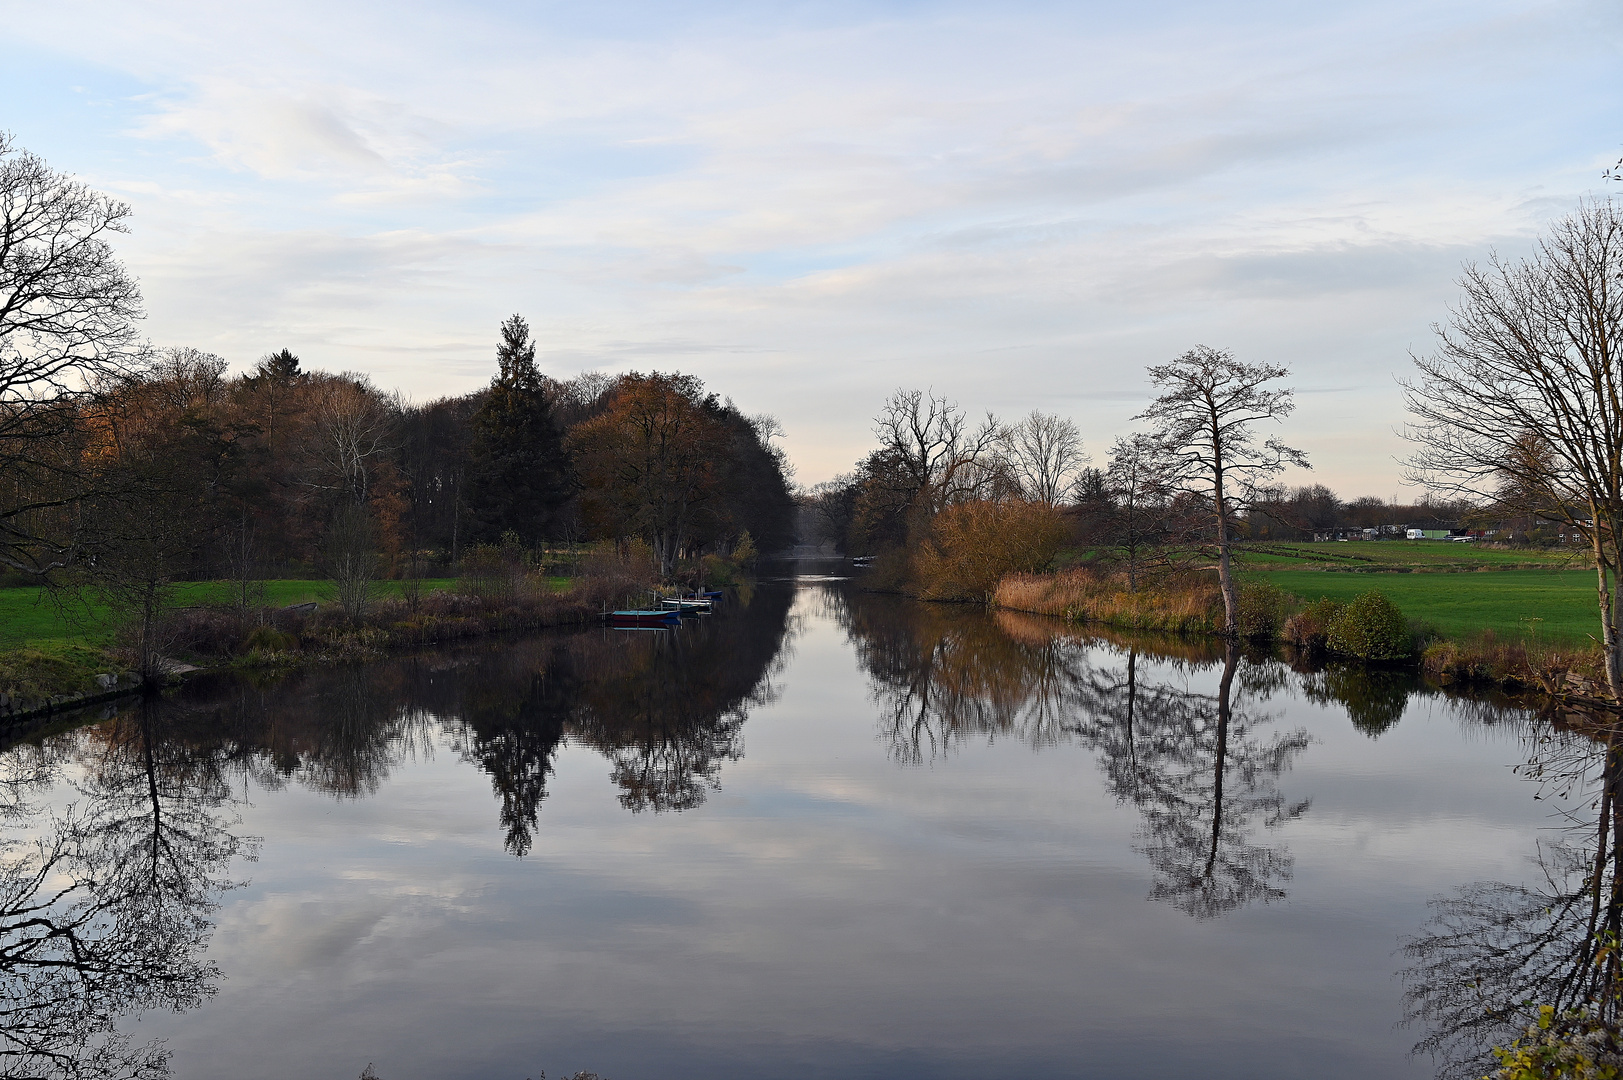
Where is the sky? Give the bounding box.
[3,0,1620,492]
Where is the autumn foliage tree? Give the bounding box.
[0,131,798,611]
[567,372,792,575]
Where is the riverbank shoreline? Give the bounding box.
[0,585,614,722]
[985,566,1613,702]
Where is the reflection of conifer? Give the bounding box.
[455,657,576,857]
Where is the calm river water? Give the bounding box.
[0,570,1588,1079]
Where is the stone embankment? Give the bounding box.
[0,671,144,726]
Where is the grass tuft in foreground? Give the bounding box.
[0,642,119,701]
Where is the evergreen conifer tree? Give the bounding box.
[467,315,575,544]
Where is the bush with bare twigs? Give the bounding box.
[914,499,1069,601]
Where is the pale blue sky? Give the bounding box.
[4,0,1619,491]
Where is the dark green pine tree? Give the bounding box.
[467,315,575,543]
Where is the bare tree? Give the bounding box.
[1000,410,1087,506]
[302,375,399,505]
[1404,201,1623,698]
[1136,346,1308,635]
[1105,433,1167,593]
[0,133,145,576]
[871,388,1003,513]
[324,502,378,619]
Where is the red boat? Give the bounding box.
[608,609,681,627]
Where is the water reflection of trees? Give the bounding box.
[1099,644,1311,918]
[835,589,1311,918]
[1404,724,1623,1079]
[95,584,795,858]
[0,701,249,1078]
[0,589,794,1071]
[428,583,792,844]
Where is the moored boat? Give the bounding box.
[607,609,681,627]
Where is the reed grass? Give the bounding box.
[1420,630,1606,690]
[993,568,1224,634]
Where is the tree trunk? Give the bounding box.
[1205,640,1237,880]
[1590,512,1622,700]
[1125,498,1138,594]
[1213,478,1239,636]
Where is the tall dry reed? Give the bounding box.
[993,568,1223,634]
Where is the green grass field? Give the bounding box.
[0,579,460,646]
[1231,541,1602,643]
[1234,539,1584,571]
[1247,567,1600,642]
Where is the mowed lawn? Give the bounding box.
[1249,568,1602,643]
[0,579,459,646]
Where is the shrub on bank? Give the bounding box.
[1488,1005,1622,1079]
[1283,591,1414,660]
[915,500,1070,601]
[1420,631,1605,690]
[573,542,658,609]
[1325,591,1413,661]
[1237,580,1291,639]
[242,625,299,655]
[1283,597,1346,652]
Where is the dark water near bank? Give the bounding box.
[0,571,1584,1078]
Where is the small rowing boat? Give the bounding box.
[608,609,681,627]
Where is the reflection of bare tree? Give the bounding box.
[1,701,249,1078]
[290,667,425,799]
[839,588,1310,918]
[841,594,1108,762]
[1404,729,1623,1079]
[1116,644,1309,918]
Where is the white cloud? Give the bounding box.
[3,0,1620,488]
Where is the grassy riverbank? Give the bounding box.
[989,540,1614,691]
[0,579,468,645]
[1219,540,1592,638]
[1238,567,1598,642]
[0,556,659,710]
